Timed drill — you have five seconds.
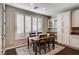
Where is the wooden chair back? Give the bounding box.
[29,32,36,37]
[39,34,47,42]
[37,32,42,34]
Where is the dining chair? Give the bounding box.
[32,34,48,55]
[29,32,36,37]
[37,34,48,54]
[27,32,36,49]
[49,33,55,49]
[37,32,42,35]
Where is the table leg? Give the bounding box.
[27,38,29,49]
[48,43,50,51]
[44,43,46,54]
[34,42,37,55]
[52,39,55,49]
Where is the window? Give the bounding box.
[16,13,24,36]
[25,15,31,35]
[32,16,43,32]
[38,17,43,32]
[16,12,43,38]
[32,16,38,32]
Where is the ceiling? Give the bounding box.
[6,3,79,16]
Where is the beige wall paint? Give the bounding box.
[5,5,49,49]
[43,17,49,33]
[5,5,15,48]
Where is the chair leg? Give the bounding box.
[30,43,32,48]
[35,45,37,55]
[48,43,50,51]
[39,45,41,55]
[34,43,37,55]
[27,39,29,49]
[33,43,35,51]
[52,39,55,49]
[44,44,46,54]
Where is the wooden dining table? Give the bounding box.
[27,34,55,55]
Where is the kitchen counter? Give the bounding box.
[70,32,79,35]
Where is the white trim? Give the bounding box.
[57,42,79,50]
[4,44,27,51]
[0,4,4,55]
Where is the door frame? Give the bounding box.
[1,4,5,55]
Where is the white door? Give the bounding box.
[57,14,63,43]
[62,11,71,45]
[0,4,3,55]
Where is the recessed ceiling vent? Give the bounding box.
[33,6,39,9]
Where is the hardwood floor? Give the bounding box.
[55,47,79,55]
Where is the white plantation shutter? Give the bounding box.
[16,13,43,38]
[38,17,43,32]
[25,15,31,34]
[32,16,38,32]
[16,13,24,36]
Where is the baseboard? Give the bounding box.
[56,42,79,50]
[3,44,27,54]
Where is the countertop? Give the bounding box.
[70,32,79,35]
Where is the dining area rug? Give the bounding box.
[16,44,65,55]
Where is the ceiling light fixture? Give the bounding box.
[34,6,39,9]
[30,3,34,5]
[43,8,46,10]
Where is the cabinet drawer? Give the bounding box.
[70,35,79,48]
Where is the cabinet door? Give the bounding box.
[62,11,71,45]
[70,35,79,48]
[57,14,63,43]
[72,10,79,27]
[48,20,52,28]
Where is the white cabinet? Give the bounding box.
[57,14,63,43]
[57,11,71,45]
[72,10,79,27]
[48,18,57,28]
[62,11,71,45]
[48,20,52,28]
[70,35,79,48]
